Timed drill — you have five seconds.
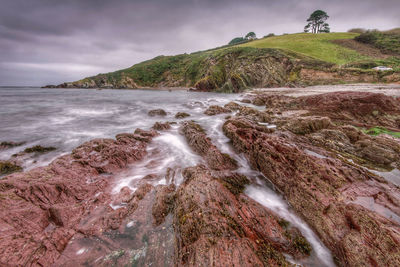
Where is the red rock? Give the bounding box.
[180,121,237,170]
[223,117,400,266]
[224,101,241,111]
[152,121,172,130]
[174,165,311,266]
[298,91,400,129]
[0,129,156,266]
[204,105,231,116]
[152,184,176,225]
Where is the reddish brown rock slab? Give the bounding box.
[152,121,172,130]
[174,165,313,267]
[284,116,332,135]
[237,106,271,123]
[246,91,400,130]
[152,184,176,226]
[297,91,400,129]
[180,121,237,171]
[204,105,231,116]
[0,129,157,266]
[54,184,174,267]
[306,125,400,169]
[175,112,191,119]
[223,118,400,267]
[224,101,241,111]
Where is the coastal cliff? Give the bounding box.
[45,32,400,92]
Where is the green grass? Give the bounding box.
[363,127,400,138]
[355,29,400,55]
[72,32,400,90]
[239,32,369,65]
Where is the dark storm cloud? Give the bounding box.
[0,0,399,86]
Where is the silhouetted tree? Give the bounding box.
[304,10,330,33]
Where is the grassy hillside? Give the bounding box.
[56,32,400,91]
[355,29,400,55]
[240,32,368,65]
[75,47,329,92]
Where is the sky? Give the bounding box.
[0,0,399,86]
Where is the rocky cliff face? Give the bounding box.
[45,47,400,91]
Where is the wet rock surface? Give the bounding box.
[1,87,400,266]
[174,165,311,266]
[175,112,191,119]
[180,121,237,171]
[0,141,25,150]
[0,160,22,176]
[0,129,156,266]
[204,105,231,116]
[152,121,172,130]
[24,145,57,154]
[222,90,400,266]
[148,109,167,117]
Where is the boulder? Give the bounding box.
[204,105,231,116]
[175,112,190,119]
[224,101,241,111]
[148,109,167,117]
[152,121,172,130]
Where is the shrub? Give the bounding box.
[347,28,366,34]
[264,33,275,38]
[229,37,246,45]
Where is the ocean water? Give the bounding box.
[0,87,236,169]
[0,87,334,266]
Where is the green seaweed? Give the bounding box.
[24,145,56,153]
[0,161,22,176]
[362,126,400,138]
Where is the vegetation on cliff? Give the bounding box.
[56,31,400,91]
[355,28,400,55]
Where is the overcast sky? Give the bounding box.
[0,0,399,86]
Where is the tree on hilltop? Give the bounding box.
[304,10,330,33]
[229,37,245,45]
[245,32,257,40]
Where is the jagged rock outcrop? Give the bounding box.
[153,121,172,130]
[148,109,167,117]
[223,117,400,267]
[180,121,237,170]
[174,165,312,266]
[204,105,231,116]
[222,90,400,266]
[175,112,190,119]
[0,129,157,266]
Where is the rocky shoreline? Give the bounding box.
[1,87,400,266]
